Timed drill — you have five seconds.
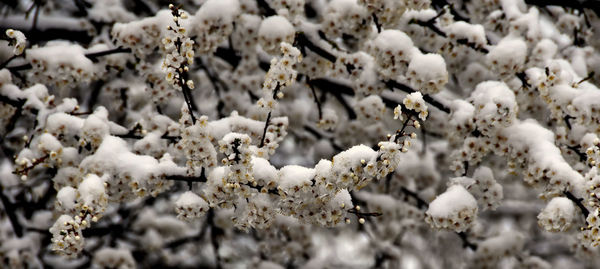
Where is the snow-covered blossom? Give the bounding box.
[258,16,295,55]
[425,184,478,232]
[317,108,339,130]
[26,42,96,88]
[112,10,173,57]
[175,191,210,221]
[355,95,385,122]
[537,197,576,232]
[5,29,26,55]
[393,105,404,121]
[450,166,503,211]
[323,0,371,40]
[177,115,217,176]
[219,133,254,185]
[193,0,240,54]
[50,215,84,257]
[369,30,415,78]
[470,81,517,135]
[75,174,108,226]
[91,248,136,269]
[406,53,448,94]
[472,231,525,266]
[486,37,527,78]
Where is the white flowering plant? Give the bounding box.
[1,0,600,268]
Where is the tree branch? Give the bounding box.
[563,190,590,220]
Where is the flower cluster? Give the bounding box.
[91,248,136,269]
[470,81,518,135]
[258,116,289,157]
[232,193,278,230]
[231,14,261,55]
[175,191,210,221]
[219,133,254,185]
[368,30,415,79]
[112,10,171,57]
[26,42,96,88]
[406,52,448,95]
[581,209,600,248]
[56,186,78,215]
[537,197,576,232]
[446,100,475,144]
[162,5,195,91]
[450,166,503,211]
[425,184,478,232]
[177,115,217,176]
[471,231,525,267]
[258,42,302,109]
[74,174,108,226]
[335,52,382,96]
[49,215,84,257]
[267,0,305,19]
[355,95,385,122]
[403,92,428,121]
[358,0,407,27]
[193,0,240,54]
[322,0,372,40]
[258,16,295,55]
[486,37,527,78]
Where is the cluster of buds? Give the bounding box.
[161,4,195,92]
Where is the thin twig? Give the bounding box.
[259,111,272,148]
